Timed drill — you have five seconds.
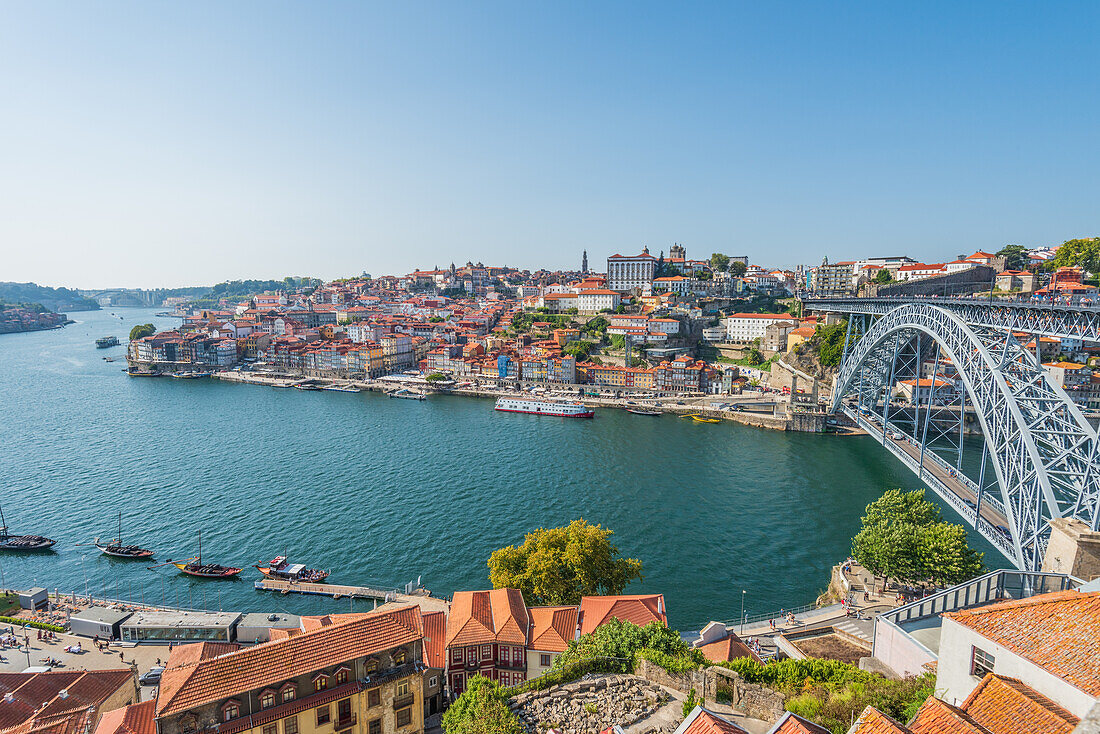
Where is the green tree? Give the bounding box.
[563,341,594,359]
[129,323,156,341]
[487,519,644,605]
[609,334,626,350]
[551,618,697,673]
[728,261,748,277]
[873,269,893,284]
[425,372,447,383]
[441,676,524,734]
[1046,237,1100,274]
[996,244,1029,271]
[709,253,730,271]
[744,348,764,366]
[920,522,984,587]
[813,322,848,368]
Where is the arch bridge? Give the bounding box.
[807,298,1100,571]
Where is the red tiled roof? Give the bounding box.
[0,671,135,732]
[696,632,763,665]
[446,589,530,647]
[156,605,423,715]
[766,712,831,734]
[164,642,241,667]
[92,701,156,734]
[679,708,748,734]
[960,674,1078,734]
[528,606,579,653]
[422,611,447,669]
[578,594,666,636]
[906,697,989,733]
[943,590,1100,696]
[848,706,911,733]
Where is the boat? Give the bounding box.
[95,336,119,348]
[103,356,115,362]
[295,382,321,391]
[322,385,361,393]
[94,512,154,559]
[625,408,662,416]
[388,388,426,400]
[171,371,212,379]
[155,531,241,579]
[495,397,594,418]
[685,414,721,424]
[255,555,330,583]
[0,506,57,551]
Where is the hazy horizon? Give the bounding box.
[4,2,1099,288]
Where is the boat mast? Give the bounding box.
[118,510,122,546]
[0,505,6,537]
[197,529,202,565]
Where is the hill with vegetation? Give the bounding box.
[0,282,100,312]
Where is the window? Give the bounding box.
[428,676,438,688]
[316,705,331,726]
[260,690,276,709]
[281,684,296,703]
[540,654,551,668]
[394,649,407,664]
[181,716,198,734]
[450,649,462,665]
[313,674,329,692]
[222,701,240,722]
[397,678,409,697]
[396,708,412,728]
[499,646,509,664]
[369,720,381,734]
[971,647,995,677]
[335,666,350,685]
[263,725,277,734]
[481,645,491,659]
[365,659,380,674]
[284,716,298,734]
[367,688,381,707]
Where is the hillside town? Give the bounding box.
[123,241,1100,414]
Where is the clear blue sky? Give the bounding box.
[3,2,1098,288]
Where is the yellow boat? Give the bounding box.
[682,414,721,423]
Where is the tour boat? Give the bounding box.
[322,385,361,393]
[388,388,426,400]
[0,506,56,551]
[255,555,330,583]
[625,408,661,416]
[494,397,594,418]
[295,382,321,391]
[93,512,154,559]
[95,336,120,348]
[155,531,241,579]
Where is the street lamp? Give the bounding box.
[739,590,746,635]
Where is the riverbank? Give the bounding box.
[209,369,824,431]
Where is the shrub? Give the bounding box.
[442,675,524,734]
[635,647,706,673]
[0,616,65,633]
[682,688,700,718]
[552,619,694,674]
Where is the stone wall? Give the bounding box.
[634,659,787,724]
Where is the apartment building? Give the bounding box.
[725,313,797,343]
[607,249,657,292]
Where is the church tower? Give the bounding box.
[582,250,588,273]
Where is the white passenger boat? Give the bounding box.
[494,397,594,418]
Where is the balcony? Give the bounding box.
[334,714,357,731]
[393,693,415,710]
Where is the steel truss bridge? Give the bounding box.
[806,296,1100,571]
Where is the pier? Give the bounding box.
[253,578,447,611]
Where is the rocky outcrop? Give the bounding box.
[510,675,672,734]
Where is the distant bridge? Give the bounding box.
[805,296,1100,572]
[78,288,168,307]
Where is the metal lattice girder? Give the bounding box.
[831,304,1100,571]
[809,297,1100,343]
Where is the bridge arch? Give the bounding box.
[830,304,1100,571]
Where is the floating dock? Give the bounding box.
[254,578,440,609]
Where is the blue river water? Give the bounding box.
[0,308,995,630]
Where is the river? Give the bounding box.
[0,308,995,630]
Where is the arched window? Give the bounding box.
[222,701,241,722]
[280,683,296,703]
[260,690,276,709]
[313,673,330,692]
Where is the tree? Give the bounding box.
[425,372,447,383]
[487,519,644,605]
[129,323,156,341]
[744,348,764,366]
[1046,237,1100,274]
[996,244,1029,271]
[563,341,593,359]
[728,261,748,278]
[709,253,730,271]
[441,676,524,734]
[551,618,698,673]
[873,269,893,284]
[813,321,848,368]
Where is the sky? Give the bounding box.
[2,2,1099,289]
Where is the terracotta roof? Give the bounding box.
[528,606,579,653]
[961,674,1078,734]
[765,712,831,734]
[578,594,666,636]
[943,590,1100,696]
[676,708,748,734]
[445,589,530,647]
[696,632,763,665]
[422,611,447,669]
[164,642,241,667]
[848,706,911,733]
[0,671,135,732]
[906,697,990,733]
[92,701,156,734]
[156,605,423,715]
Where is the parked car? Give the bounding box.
[140,667,165,686]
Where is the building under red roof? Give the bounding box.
[577,594,666,636]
